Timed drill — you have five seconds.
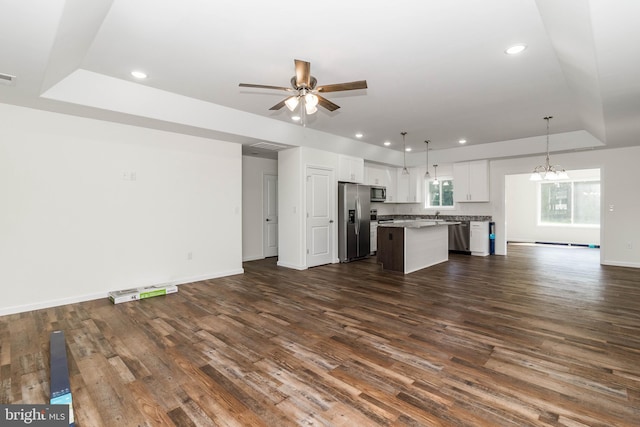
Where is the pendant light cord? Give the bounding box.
[544,116,552,168]
[402,132,407,167]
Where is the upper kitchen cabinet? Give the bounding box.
[364,164,387,186]
[453,160,489,202]
[395,167,423,203]
[338,155,364,183]
[365,163,397,201]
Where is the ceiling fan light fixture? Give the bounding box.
[285,96,299,111]
[305,93,318,108]
[305,103,318,115]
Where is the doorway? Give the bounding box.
[263,173,278,258]
[505,168,601,257]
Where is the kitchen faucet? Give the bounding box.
[435,211,440,219]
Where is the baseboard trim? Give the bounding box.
[602,260,640,269]
[276,261,307,270]
[242,255,264,262]
[174,269,245,285]
[0,291,106,317]
[0,268,245,317]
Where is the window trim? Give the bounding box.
[425,176,455,209]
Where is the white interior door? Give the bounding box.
[263,174,278,257]
[306,167,334,267]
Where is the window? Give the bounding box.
[539,180,600,225]
[426,178,454,208]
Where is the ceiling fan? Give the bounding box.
[239,59,367,116]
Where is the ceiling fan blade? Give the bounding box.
[317,80,368,93]
[269,98,290,111]
[294,59,311,87]
[239,83,292,91]
[316,95,340,111]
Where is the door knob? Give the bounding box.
[329,220,334,223]
[266,219,270,221]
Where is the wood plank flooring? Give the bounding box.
[1,244,639,426]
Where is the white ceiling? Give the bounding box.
[1,0,639,161]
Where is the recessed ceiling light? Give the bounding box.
[505,44,527,55]
[459,139,467,144]
[405,147,412,152]
[384,141,391,146]
[131,70,147,79]
[355,133,363,138]
[292,115,301,121]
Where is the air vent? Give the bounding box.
[249,142,287,151]
[0,73,16,86]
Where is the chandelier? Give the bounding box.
[530,116,568,181]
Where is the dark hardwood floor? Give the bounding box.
[1,245,639,426]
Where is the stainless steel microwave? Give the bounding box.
[370,186,386,202]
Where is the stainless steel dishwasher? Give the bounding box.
[448,221,471,253]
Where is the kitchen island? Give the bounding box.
[376,220,459,274]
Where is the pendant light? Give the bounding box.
[424,140,431,178]
[433,164,439,185]
[530,116,568,181]
[401,131,409,175]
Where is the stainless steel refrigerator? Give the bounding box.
[338,182,371,262]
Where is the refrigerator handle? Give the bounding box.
[355,197,361,235]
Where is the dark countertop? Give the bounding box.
[378,214,492,222]
[377,220,461,229]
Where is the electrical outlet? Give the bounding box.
[122,171,137,181]
[627,242,633,250]
[187,252,193,260]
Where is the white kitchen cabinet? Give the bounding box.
[370,222,378,254]
[364,164,398,202]
[395,167,423,203]
[453,160,489,202]
[364,164,386,186]
[385,170,397,202]
[338,155,364,183]
[470,221,489,256]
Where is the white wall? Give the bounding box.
[277,148,304,269]
[506,169,600,246]
[0,104,243,315]
[242,156,277,261]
